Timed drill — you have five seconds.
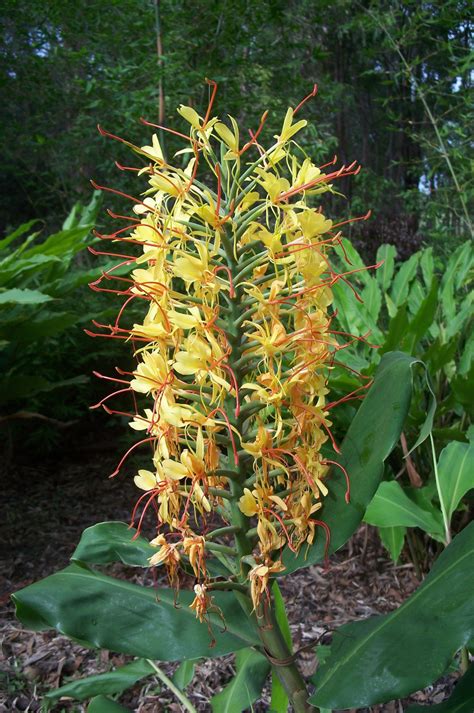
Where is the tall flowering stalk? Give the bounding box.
[90,82,372,711]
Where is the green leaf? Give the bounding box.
[173,659,198,691]
[0,287,53,305]
[364,481,444,539]
[361,278,382,323]
[390,252,420,308]
[420,247,434,288]
[282,352,417,574]
[405,664,474,713]
[13,563,259,660]
[210,648,270,712]
[378,525,406,562]
[45,659,154,703]
[71,522,155,567]
[438,439,474,523]
[0,312,78,341]
[440,243,472,322]
[25,225,91,258]
[0,220,39,251]
[0,374,88,404]
[445,292,473,340]
[311,522,474,708]
[380,305,409,353]
[339,238,371,286]
[270,582,291,712]
[406,363,437,455]
[87,695,131,713]
[376,244,397,292]
[403,278,438,353]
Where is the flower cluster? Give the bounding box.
[91,82,369,614]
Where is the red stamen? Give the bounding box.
[213,265,235,297]
[140,117,191,142]
[239,111,269,156]
[310,519,331,563]
[202,78,218,129]
[109,437,156,478]
[208,407,239,465]
[90,387,132,410]
[293,84,318,115]
[221,364,240,417]
[322,459,351,503]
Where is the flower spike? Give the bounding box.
[92,82,373,615]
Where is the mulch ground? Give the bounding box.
[0,445,459,712]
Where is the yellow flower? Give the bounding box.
[239,488,259,517]
[95,85,361,611]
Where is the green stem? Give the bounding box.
[204,541,238,556]
[206,525,242,540]
[256,608,315,713]
[146,659,197,713]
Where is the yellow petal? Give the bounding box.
[239,488,259,517]
[134,469,157,491]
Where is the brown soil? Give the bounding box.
[0,447,459,712]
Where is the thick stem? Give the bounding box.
[256,609,315,713]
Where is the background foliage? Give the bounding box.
[1,0,472,252]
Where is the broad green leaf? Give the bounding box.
[270,582,291,712]
[332,280,367,339]
[311,522,474,708]
[1,312,78,341]
[459,332,474,376]
[420,247,434,288]
[440,243,472,322]
[445,292,473,340]
[210,648,270,712]
[0,374,88,404]
[361,278,382,323]
[282,352,417,574]
[0,288,53,305]
[403,278,438,353]
[407,279,425,315]
[378,525,406,562]
[376,243,396,292]
[13,563,259,660]
[405,664,474,713]
[451,367,474,415]
[442,242,472,295]
[272,582,292,649]
[25,225,91,258]
[0,219,39,251]
[406,362,437,455]
[0,254,62,287]
[72,522,155,567]
[173,659,198,690]
[380,305,409,354]
[88,696,131,713]
[438,439,474,523]
[390,252,420,308]
[45,659,154,704]
[424,337,458,374]
[338,238,371,286]
[364,481,444,539]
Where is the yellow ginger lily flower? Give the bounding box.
[93,84,365,616]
